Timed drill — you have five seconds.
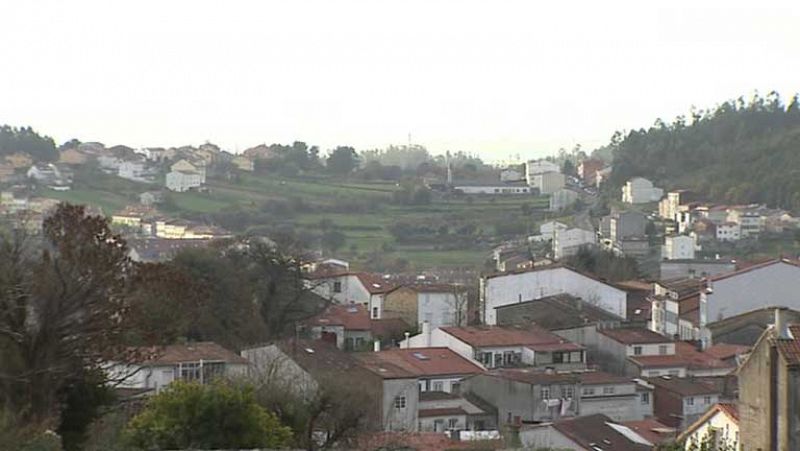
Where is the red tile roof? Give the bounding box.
[488,369,631,386]
[307,304,371,330]
[354,347,484,379]
[703,343,751,361]
[646,376,721,396]
[599,328,672,345]
[622,418,675,445]
[629,342,733,371]
[440,325,582,350]
[370,317,411,339]
[774,330,800,366]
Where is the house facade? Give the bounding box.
[165,170,203,192]
[622,177,663,204]
[648,376,722,430]
[678,403,740,450]
[384,284,467,329]
[553,227,596,260]
[403,325,586,371]
[663,235,697,260]
[106,342,248,392]
[309,272,395,319]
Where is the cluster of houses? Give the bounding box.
[105,256,800,449]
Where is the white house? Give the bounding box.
[701,259,800,341]
[118,161,147,182]
[165,170,203,192]
[549,188,579,212]
[622,177,664,204]
[402,324,585,371]
[524,159,560,184]
[309,272,396,319]
[553,227,596,260]
[530,171,566,195]
[678,403,739,450]
[727,207,761,239]
[715,222,740,242]
[539,220,568,239]
[480,265,628,324]
[106,342,248,392]
[662,235,697,260]
[384,284,468,329]
[171,159,206,183]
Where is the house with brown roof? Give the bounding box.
[622,417,676,446]
[309,272,397,320]
[649,277,703,341]
[519,413,653,450]
[627,342,735,379]
[106,342,248,393]
[596,327,676,376]
[403,324,586,371]
[646,376,723,430]
[417,391,496,433]
[384,283,468,330]
[353,347,485,431]
[304,303,409,351]
[678,402,739,450]
[738,310,800,450]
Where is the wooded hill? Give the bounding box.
[602,92,800,212]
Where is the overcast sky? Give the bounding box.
[2,1,798,161]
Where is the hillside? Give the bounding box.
[603,92,800,212]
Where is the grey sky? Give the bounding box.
[2,0,798,161]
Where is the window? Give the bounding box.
[561,386,574,398]
[583,387,595,396]
[668,370,680,376]
[659,345,668,355]
[448,418,458,429]
[570,351,583,363]
[704,396,712,405]
[451,382,461,394]
[433,382,444,392]
[494,353,503,368]
[480,352,493,366]
[686,397,694,406]
[394,395,406,409]
[541,386,551,399]
[641,392,650,404]
[633,346,642,356]
[372,307,379,319]
[179,362,201,382]
[603,386,615,395]
[333,281,342,293]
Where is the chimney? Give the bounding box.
[775,307,790,339]
[404,331,411,348]
[421,321,431,347]
[373,340,381,352]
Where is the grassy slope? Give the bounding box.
[49,170,550,269]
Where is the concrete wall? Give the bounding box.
[482,267,627,324]
[382,378,419,431]
[704,262,800,325]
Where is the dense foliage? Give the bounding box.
[124,381,292,450]
[565,246,640,282]
[0,125,58,162]
[605,92,800,211]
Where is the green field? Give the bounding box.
[40,170,554,269]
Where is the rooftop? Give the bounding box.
[133,342,247,365]
[621,418,675,445]
[703,343,751,361]
[657,277,703,298]
[440,325,582,351]
[487,369,631,386]
[354,347,484,379]
[535,414,652,451]
[773,324,800,366]
[306,304,371,331]
[629,342,733,371]
[494,293,623,330]
[646,375,721,396]
[598,328,672,345]
[678,403,739,442]
[708,258,800,282]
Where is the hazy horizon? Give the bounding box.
[2,0,799,161]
